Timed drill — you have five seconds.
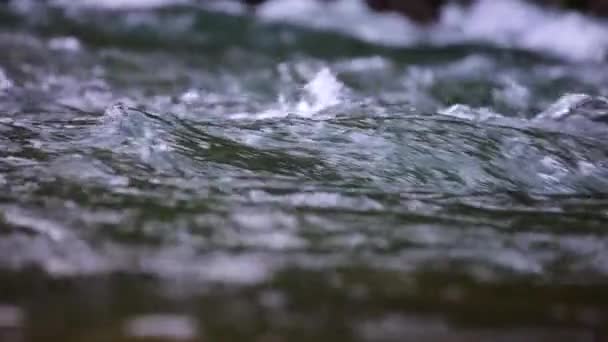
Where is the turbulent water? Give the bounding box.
[1,0,608,341]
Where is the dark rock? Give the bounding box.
[242,0,268,6]
[239,0,608,20]
[364,0,446,22]
[589,0,608,16]
[528,0,608,16]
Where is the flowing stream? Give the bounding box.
[1,0,608,341]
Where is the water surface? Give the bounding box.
[1,0,608,341]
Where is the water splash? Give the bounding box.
[437,0,608,61]
[239,67,346,120]
[535,93,608,122]
[296,67,344,115]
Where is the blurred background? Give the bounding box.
[1,0,608,341]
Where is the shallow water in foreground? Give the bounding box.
[1,1,608,341]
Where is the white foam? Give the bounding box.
[51,0,190,9]
[436,0,608,62]
[26,0,608,62]
[248,67,346,120]
[296,67,344,115]
[48,36,81,51]
[535,93,592,120]
[257,0,421,46]
[529,94,608,136]
[438,104,502,122]
[256,0,608,62]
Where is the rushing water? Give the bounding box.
[1,0,608,341]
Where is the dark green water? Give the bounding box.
[1,1,608,341]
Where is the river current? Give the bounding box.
[1,0,608,341]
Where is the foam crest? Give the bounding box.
[535,93,608,121]
[256,0,608,62]
[240,67,346,120]
[436,0,608,61]
[18,0,608,62]
[257,0,421,46]
[438,104,502,122]
[296,67,344,115]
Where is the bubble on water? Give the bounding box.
[247,190,383,211]
[179,89,201,104]
[124,314,198,340]
[48,36,81,51]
